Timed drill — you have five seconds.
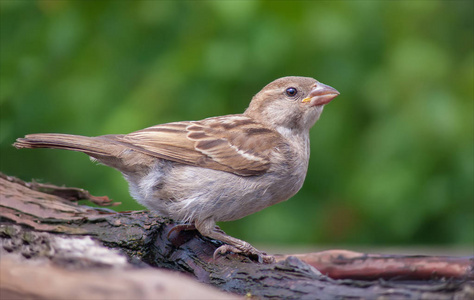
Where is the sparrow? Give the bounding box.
[14,76,339,263]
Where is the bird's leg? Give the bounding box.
[195,220,275,264]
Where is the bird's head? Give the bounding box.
[245,76,339,135]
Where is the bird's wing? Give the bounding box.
[114,115,283,176]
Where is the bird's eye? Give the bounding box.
[285,87,298,97]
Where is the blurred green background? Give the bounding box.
[1,0,473,251]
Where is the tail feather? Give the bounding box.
[14,134,117,156]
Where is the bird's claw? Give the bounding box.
[213,244,275,264]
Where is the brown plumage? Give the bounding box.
[14,76,339,263]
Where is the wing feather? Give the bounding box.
[110,115,283,176]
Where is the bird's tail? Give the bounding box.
[14,133,122,157]
[14,133,156,175]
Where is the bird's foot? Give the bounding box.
[170,222,275,263]
[167,223,196,238]
[213,244,275,264]
[168,224,226,238]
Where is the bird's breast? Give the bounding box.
[265,132,311,203]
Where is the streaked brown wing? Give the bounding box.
[114,115,282,176]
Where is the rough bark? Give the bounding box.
[0,172,472,299]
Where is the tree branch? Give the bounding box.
[1,172,472,299]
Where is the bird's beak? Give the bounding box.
[302,82,340,106]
